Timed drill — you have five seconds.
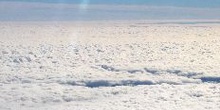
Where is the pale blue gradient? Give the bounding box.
[0,0,220,21]
[2,0,220,8]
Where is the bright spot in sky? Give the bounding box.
[80,0,90,10]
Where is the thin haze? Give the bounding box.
[0,0,220,21]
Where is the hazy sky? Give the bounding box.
[2,0,220,7]
[0,0,220,21]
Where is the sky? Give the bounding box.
[0,0,220,21]
[2,0,220,8]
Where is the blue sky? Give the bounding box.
[2,0,220,8]
[0,0,220,21]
